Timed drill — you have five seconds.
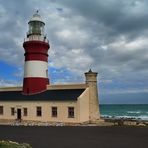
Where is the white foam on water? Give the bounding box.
[101,115,148,120]
[115,115,135,119]
[127,111,141,114]
[101,115,113,118]
[138,115,148,120]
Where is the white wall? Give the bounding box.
[0,101,79,123]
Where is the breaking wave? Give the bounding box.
[127,111,141,114]
[101,115,148,120]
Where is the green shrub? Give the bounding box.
[0,140,32,148]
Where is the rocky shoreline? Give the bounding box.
[103,117,148,126]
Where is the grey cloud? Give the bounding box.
[0,0,148,102]
[58,0,148,39]
[46,0,148,88]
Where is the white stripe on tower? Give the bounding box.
[24,61,48,78]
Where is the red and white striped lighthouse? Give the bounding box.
[22,11,50,95]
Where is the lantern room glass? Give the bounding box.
[28,21,44,35]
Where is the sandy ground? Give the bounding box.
[0,125,147,148]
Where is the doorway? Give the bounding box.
[17,109,21,120]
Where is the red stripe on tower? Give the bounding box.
[22,11,50,95]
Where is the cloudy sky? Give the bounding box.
[0,0,148,104]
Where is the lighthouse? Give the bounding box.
[22,11,50,95]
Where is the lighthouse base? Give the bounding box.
[22,77,49,95]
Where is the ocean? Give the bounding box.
[100,104,148,120]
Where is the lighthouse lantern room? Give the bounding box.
[23,11,50,95]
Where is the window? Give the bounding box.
[36,106,42,116]
[46,70,48,77]
[52,107,57,117]
[68,107,74,118]
[11,108,15,116]
[23,108,28,116]
[0,106,3,115]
